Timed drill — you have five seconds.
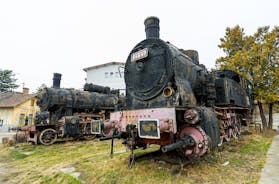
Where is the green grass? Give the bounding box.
[39,172,82,184]
[240,138,270,154]
[9,150,28,160]
[0,133,274,184]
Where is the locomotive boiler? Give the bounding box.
[37,76,120,124]
[24,73,124,145]
[102,17,252,164]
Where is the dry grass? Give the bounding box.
[0,132,274,184]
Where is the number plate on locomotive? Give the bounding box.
[91,120,101,134]
[131,48,148,62]
[138,119,160,139]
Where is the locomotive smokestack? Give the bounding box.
[52,73,62,88]
[144,16,160,39]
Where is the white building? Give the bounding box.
[83,62,125,94]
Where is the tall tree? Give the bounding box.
[216,26,279,130]
[0,69,19,92]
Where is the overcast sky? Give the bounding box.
[0,0,278,93]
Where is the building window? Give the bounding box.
[110,72,113,78]
[30,99,35,106]
[19,114,25,125]
[0,119,3,127]
[120,72,124,78]
[28,114,33,125]
[105,72,109,78]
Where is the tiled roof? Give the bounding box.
[0,92,36,108]
[83,62,125,71]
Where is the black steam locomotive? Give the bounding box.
[103,17,252,163]
[24,73,124,145]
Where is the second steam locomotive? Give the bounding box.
[102,17,252,162]
[25,73,124,145]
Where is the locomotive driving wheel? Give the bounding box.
[217,109,242,144]
[39,128,57,145]
[224,128,233,142]
[233,117,241,137]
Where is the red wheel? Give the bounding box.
[178,126,208,159]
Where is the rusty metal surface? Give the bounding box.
[216,108,243,145]
[136,132,172,146]
[37,87,119,113]
[26,72,125,145]
[178,126,208,158]
[110,108,177,133]
[34,81,124,143]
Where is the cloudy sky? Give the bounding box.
[0,0,278,92]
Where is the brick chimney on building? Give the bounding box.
[23,87,29,95]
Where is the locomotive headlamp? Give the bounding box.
[91,120,102,134]
[131,48,148,62]
[138,119,160,139]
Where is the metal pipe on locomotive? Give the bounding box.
[101,17,252,163]
[23,73,124,145]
